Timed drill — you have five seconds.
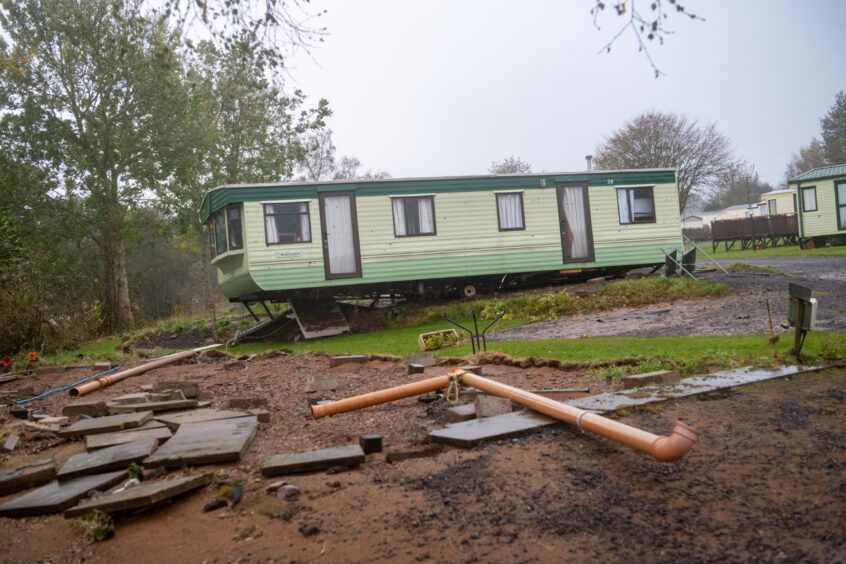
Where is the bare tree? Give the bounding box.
[489,156,532,175]
[298,128,337,181]
[706,162,771,211]
[594,111,736,213]
[784,138,827,182]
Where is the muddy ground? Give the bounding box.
[492,256,846,341]
[1,355,844,562]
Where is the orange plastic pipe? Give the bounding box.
[68,344,221,397]
[310,374,451,419]
[458,371,699,462]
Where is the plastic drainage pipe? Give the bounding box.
[68,344,221,397]
[459,371,699,462]
[310,374,451,419]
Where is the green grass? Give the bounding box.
[706,243,846,260]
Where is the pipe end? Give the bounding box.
[651,420,700,462]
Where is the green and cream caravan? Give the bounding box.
[200,169,683,332]
[789,164,846,248]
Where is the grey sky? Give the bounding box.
[287,1,845,188]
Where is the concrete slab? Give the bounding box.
[3,433,20,452]
[621,370,680,389]
[58,438,158,481]
[64,473,212,518]
[475,395,513,418]
[153,408,250,430]
[86,422,172,451]
[108,399,198,415]
[429,410,559,447]
[152,381,200,399]
[62,400,108,418]
[304,374,338,393]
[58,411,153,438]
[0,471,127,517]
[291,299,350,339]
[112,393,152,405]
[0,460,56,496]
[144,416,258,469]
[446,403,477,423]
[329,355,368,367]
[261,445,365,476]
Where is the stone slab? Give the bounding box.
[359,434,383,454]
[621,370,680,389]
[304,374,339,393]
[385,444,444,464]
[108,399,198,415]
[248,408,271,423]
[58,411,153,438]
[475,395,513,418]
[0,459,57,496]
[0,471,127,517]
[58,438,158,481]
[64,473,212,518]
[290,299,350,339]
[329,355,368,367]
[261,445,365,476]
[429,410,559,448]
[144,416,258,469]
[3,433,20,452]
[62,400,108,418]
[446,403,477,423]
[152,381,200,399]
[112,393,152,405]
[407,363,425,375]
[153,408,250,430]
[86,423,172,451]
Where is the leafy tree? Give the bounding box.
[0,0,189,331]
[594,111,736,213]
[784,138,827,181]
[299,128,337,181]
[821,90,846,165]
[489,156,532,175]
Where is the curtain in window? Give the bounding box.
[418,198,434,233]
[299,205,310,241]
[561,186,588,259]
[265,213,279,243]
[617,189,630,224]
[392,199,407,235]
[802,189,815,212]
[497,194,523,229]
[214,212,228,255]
[838,184,846,228]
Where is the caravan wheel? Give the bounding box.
[463,284,477,299]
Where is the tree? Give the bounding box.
[821,91,846,165]
[705,162,771,211]
[594,111,736,212]
[0,0,190,331]
[784,138,827,181]
[489,157,532,175]
[299,128,337,181]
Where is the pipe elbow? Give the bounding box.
[650,420,700,462]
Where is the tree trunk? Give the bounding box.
[102,232,134,332]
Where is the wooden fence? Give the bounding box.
[711,214,799,251]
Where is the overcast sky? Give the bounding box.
[285,1,845,188]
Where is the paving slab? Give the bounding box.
[153,408,250,430]
[64,473,212,518]
[144,416,258,469]
[446,403,477,423]
[58,411,153,438]
[475,395,513,418]
[304,374,338,393]
[58,438,158,481]
[621,369,680,389]
[261,445,365,476]
[3,433,20,452]
[429,410,558,447]
[108,399,198,415]
[329,355,368,367]
[0,471,127,517]
[86,422,172,451]
[62,400,108,418]
[152,381,200,399]
[0,459,57,496]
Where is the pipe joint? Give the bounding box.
[650,420,700,462]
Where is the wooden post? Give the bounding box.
[792,299,805,357]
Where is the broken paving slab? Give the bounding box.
[153,408,251,430]
[304,374,338,393]
[62,400,108,418]
[261,445,365,476]
[108,399,199,415]
[64,473,212,518]
[0,471,127,518]
[86,421,173,451]
[152,381,200,399]
[429,410,559,448]
[58,438,158,481]
[144,416,258,469]
[0,460,57,496]
[446,403,477,423]
[58,411,153,438]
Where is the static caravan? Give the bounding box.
[757,189,797,216]
[789,164,846,248]
[199,169,683,306]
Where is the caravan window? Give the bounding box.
[496,193,525,231]
[767,199,777,215]
[801,187,817,212]
[392,196,436,236]
[264,203,312,244]
[213,210,228,256]
[617,187,655,224]
[226,205,243,250]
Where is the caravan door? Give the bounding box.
[556,183,595,263]
[319,191,362,279]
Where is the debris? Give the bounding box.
[113,478,141,494]
[38,416,69,426]
[64,474,213,518]
[621,370,681,389]
[407,363,425,375]
[407,352,437,368]
[24,422,60,433]
[107,399,199,414]
[0,471,127,517]
[277,484,300,501]
[298,523,320,537]
[385,444,444,464]
[10,406,30,420]
[216,480,243,507]
[203,497,228,512]
[446,404,477,423]
[0,459,57,495]
[262,445,365,476]
[144,416,258,468]
[474,395,513,418]
[459,364,483,374]
[152,381,200,399]
[265,480,289,493]
[85,421,172,451]
[304,374,339,393]
[225,397,269,410]
[417,394,440,404]
[3,433,21,452]
[248,408,271,423]
[62,401,108,418]
[358,434,383,454]
[59,411,153,438]
[153,408,251,430]
[57,438,159,481]
[329,355,368,367]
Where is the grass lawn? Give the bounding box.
[703,242,846,260]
